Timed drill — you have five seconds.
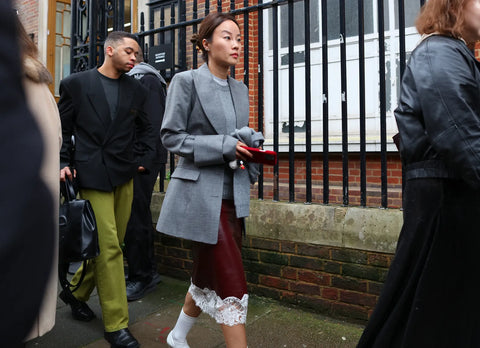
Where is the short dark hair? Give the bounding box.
[191,12,240,62]
[104,31,138,54]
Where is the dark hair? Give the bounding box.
[104,31,139,54]
[191,12,240,62]
[416,0,469,39]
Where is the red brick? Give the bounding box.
[289,281,320,295]
[367,253,392,268]
[282,267,297,280]
[298,270,331,286]
[339,290,378,307]
[321,287,339,300]
[259,275,289,290]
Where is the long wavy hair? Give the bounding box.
[416,0,469,39]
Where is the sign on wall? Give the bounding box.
[149,44,173,70]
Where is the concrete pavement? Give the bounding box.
[26,276,364,348]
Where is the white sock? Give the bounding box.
[172,308,198,342]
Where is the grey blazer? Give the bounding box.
[156,63,253,244]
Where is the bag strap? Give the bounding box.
[62,176,76,202]
[58,260,89,294]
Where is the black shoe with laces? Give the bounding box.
[59,290,95,322]
[126,279,156,301]
[104,328,139,348]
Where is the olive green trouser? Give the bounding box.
[70,179,133,332]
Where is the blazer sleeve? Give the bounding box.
[58,78,75,169]
[160,72,238,167]
[412,39,480,188]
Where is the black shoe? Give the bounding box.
[126,279,156,301]
[104,328,139,348]
[151,272,162,285]
[59,290,95,322]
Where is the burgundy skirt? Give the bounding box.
[189,200,248,326]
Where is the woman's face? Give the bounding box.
[462,0,480,43]
[203,20,241,69]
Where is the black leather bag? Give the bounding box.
[59,176,99,263]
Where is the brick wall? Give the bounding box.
[255,152,403,208]
[155,233,393,324]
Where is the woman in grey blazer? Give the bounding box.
[156,12,263,348]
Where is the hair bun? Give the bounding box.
[190,33,199,45]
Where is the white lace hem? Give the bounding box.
[188,282,248,326]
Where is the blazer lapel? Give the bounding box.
[193,64,226,134]
[228,76,249,128]
[86,70,111,129]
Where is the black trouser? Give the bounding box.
[124,162,165,282]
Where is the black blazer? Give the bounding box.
[59,69,155,191]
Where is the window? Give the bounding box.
[52,1,71,97]
[326,0,374,40]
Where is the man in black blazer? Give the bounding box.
[0,2,55,347]
[58,31,155,348]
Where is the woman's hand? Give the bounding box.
[236,141,253,162]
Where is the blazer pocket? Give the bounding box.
[171,167,200,181]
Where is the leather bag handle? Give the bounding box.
[62,175,76,202]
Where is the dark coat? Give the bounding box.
[128,63,168,164]
[0,1,54,345]
[358,35,480,348]
[140,73,167,163]
[58,69,155,192]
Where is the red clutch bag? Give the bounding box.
[242,146,277,165]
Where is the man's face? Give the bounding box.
[108,38,139,73]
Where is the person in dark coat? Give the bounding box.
[0,2,55,346]
[124,49,167,301]
[58,31,155,348]
[357,1,480,347]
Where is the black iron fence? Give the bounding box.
[134,0,428,209]
[70,0,427,208]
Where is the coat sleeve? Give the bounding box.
[138,74,168,163]
[160,72,238,167]
[57,78,75,170]
[414,40,480,188]
[133,84,156,172]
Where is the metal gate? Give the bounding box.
[70,0,126,72]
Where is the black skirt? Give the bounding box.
[357,178,480,348]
